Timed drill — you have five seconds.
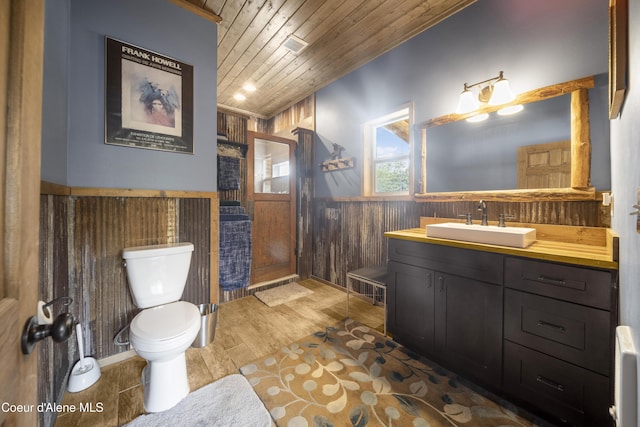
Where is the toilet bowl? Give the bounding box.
[122,242,200,413]
[130,301,200,412]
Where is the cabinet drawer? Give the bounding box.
[505,257,612,309]
[388,239,503,284]
[505,289,610,375]
[504,341,610,427]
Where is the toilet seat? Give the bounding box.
[130,301,200,353]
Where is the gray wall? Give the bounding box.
[315,0,609,198]
[41,0,218,192]
[611,0,640,413]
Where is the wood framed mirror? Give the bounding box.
[415,76,598,202]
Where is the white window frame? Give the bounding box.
[362,104,414,197]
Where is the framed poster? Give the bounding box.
[105,37,194,153]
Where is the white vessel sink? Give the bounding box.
[426,222,537,248]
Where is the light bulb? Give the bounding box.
[456,89,479,114]
[497,104,524,115]
[466,113,489,123]
[488,78,515,105]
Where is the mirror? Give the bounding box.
[417,76,599,201]
[427,95,570,192]
[253,138,290,194]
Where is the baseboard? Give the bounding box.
[99,349,137,367]
[310,275,346,292]
[248,274,299,290]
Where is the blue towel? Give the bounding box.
[217,156,240,190]
[220,206,247,216]
[220,217,252,290]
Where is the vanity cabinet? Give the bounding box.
[503,257,615,426]
[387,239,503,387]
[386,235,617,427]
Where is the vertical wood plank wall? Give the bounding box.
[295,128,315,279]
[39,195,70,427]
[38,191,215,419]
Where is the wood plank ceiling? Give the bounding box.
[179,0,476,119]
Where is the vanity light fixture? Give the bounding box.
[455,71,522,120]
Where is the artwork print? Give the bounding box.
[105,37,194,153]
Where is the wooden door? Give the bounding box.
[517,140,571,189]
[247,132,297,284]
[1,1,44,426]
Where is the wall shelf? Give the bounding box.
[217,139,248,158]
[320,157,354,172]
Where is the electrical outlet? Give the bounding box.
[603,192,613,217]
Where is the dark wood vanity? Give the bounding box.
[385,223,618,426]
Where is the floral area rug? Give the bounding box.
[241,319,549,427]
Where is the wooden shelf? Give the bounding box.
[217,139,248,157]
[320,157,354,172]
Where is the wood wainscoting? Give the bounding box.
[312,198,609,289]
[38,183,217,422]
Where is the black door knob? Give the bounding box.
[21,312,75,355]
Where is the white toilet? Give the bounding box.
[122,242,201,413]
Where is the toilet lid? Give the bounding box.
[130,301,200,342]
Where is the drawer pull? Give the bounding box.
[536,375,565,392]
[536,274,566,286]
[536,320,566,333]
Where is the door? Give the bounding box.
[247,131,297,284]
[517,140,571,189]
[1,1,44,426]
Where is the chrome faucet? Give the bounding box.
[477,200,488,225]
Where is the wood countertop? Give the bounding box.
[385,220,619,270]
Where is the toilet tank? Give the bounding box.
[122,242,194,308]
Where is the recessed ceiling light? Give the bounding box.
[243,83,257,92]
[282,35,308,54]
[233,93,246,101]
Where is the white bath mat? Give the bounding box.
[254,282,313,307]
[124,374,271,427]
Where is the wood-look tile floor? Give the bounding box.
[54,279,384,427]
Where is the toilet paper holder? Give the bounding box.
[37,296,73,325]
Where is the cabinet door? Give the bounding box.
[387,261,435,354]
[434,272,503,387]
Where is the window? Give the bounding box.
[272,161,289,178]
[363,106,413,196]
[254,139,290,194]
